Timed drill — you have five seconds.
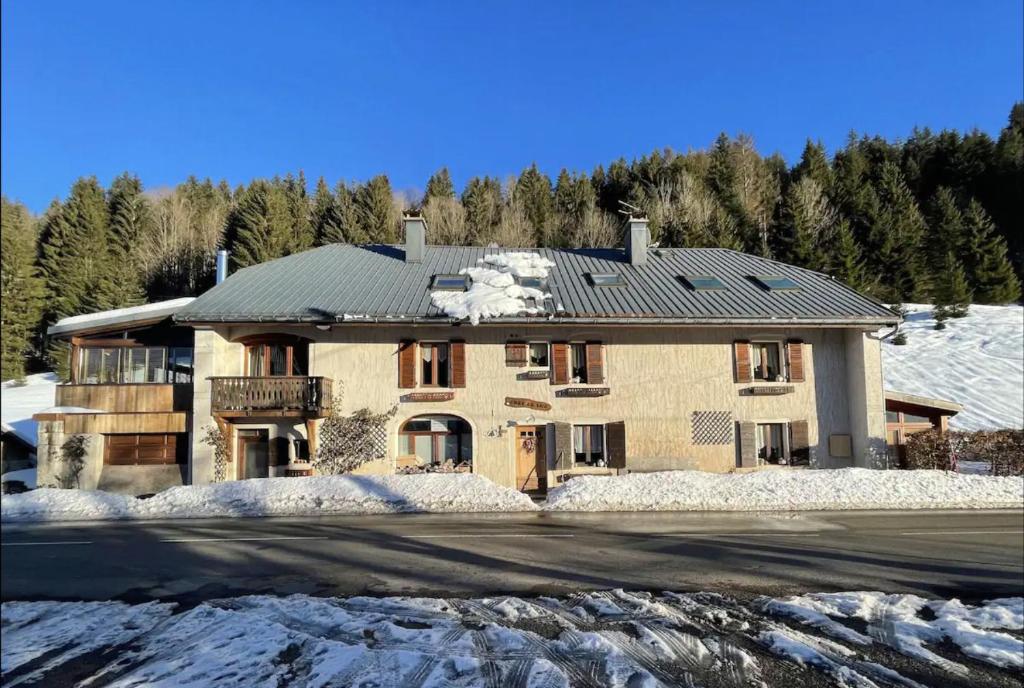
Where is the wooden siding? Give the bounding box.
[105,433,185,465]
[64,412,187,434]
[56,384,192,413]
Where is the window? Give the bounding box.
[752,275,801,291]
[679,275,725,291]
[570,343,588,383]
[516,276,546,290]
[431,274,469,291]
[902,412,931,424]
[246,340,308,376]
[420,342,450,387]
[751,342,783,381]
[587,272,625,287]
[885,410,899,423]
[573,425,605,465]
[756,423,788,465]
[399,415,472,468]
[528,343,549,368]
[78,346,193,384]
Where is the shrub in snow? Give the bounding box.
[906,429,1024,476]
[891,331,908,345]
[56,435,88,489]
[313,395,397,475]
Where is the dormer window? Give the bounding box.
[431,274,469,291]
[586,273,624,287]
[752,275,801,291]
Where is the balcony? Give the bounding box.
[209,376,333,417]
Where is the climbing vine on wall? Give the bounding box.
[202,423,229,482]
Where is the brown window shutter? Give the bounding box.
[551,342,569,385]
[505,341,527,367]
[606,421,626,468]
[585,342,605,384]
[734,341,752,383]
[738,421,757,467]
[273,436,290,466]
[450,340,466,388]
[398,340,417,388]
[786,340,805,382]
[790,420,810,465]
[553,422,573,470]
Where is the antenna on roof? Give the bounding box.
[617,200,643,218]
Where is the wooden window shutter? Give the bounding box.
[790,420,810,465]
[272,436,290,466]
[450,340,466,388]
[551,342,570,385]
[734,341,753,383]
[606,421,626,469]
[585,342,605,384]
[398,340,417,388]
[505,341,527,367]
[738,421,757,468]
[786,340,805,382]
[553,422,573,471]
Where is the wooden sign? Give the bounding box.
[504,397,552,411]
[743,386,794,396]
[517,370,550,381]
[559,387,610,398]
[403,392,455,402]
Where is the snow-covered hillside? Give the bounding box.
[0,373,57,448]
[882,304,1024,431]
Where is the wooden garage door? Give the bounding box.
[104,433,185,465]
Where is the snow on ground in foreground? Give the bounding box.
[0,473,538,523]
[0,373,57,447]
[430,252,556,325]
[882,304,1024,431]
[3,591,1020,687]
[543,468,1024,512]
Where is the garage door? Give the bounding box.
[104,434,185,465]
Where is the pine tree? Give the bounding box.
[828,219,872,293]
[515,164,553,244]
[871,162,929,301]
[778,177,834,271]
[282,171,313,253]
[932,252,972,317]
[1,198,46,380]
[103,173,149,307]
[461,176,503,244]
[424,168,456,201]
[227,180,293,269]
[311,177,344,245]
[962,199,1021,303]
[355,175,398,243]
[792,139,834,190]
[335,182,364,243]
[925,186,966,273]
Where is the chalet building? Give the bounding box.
[36,217,900,494]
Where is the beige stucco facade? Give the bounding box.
[187,323,888,489]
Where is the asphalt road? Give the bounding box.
[2,509,1022,604]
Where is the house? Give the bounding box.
[36,216,900,494]
[1,422,37,492]
[884,390,963,466]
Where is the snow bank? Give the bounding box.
[0,372,57,447]
[430,252,555,325]
[543,468,1024,512]
[0,473,538,523]
[883,304,1023,431]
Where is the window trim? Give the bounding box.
[243,337,309,377]
[569,342,589,384]
[419,341,451,388]
[572,424,607,466]
[527,342,550,369]
[755,421,791,466]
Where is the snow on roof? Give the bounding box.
[49,298,196,337]
[1,372,58,447]
[430,252,556,325]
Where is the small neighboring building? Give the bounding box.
[884,390,963,466]
[1,422,36,474]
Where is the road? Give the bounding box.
[2,509,1022,604]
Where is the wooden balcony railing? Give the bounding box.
[209,376,332,416]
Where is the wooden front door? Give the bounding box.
[237,429,270,479]
[515,426,546,492]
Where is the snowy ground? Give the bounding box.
[0,372,57,448]
[2,591,1020,687]
[883,304,1024,431]
[0,473,539,523]
[4,469,1022,522]
[543,468,1024,513]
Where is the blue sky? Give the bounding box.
[2,1,1021,212]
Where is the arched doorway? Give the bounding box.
[398,415,472,471]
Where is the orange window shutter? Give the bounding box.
[734,341,752,383]
[786,340,805,382]
[505,341,527,367]
[585,342,604,384]
[450,340,466,388]
[551,342,569,385]
[790,420,810,464]
[398,340,417,388]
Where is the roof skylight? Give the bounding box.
[679,275,726,291]
[431,274,469,291]
[516,275,547,290]
[752,275,801,291]
[586,272,625,288]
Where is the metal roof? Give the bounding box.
[884,390,963,415]
[174,245,899,326]
[49,298,196,337]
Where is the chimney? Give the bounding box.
[215,250,229,285]
[626,216,650,266]
[404,214,426,263]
